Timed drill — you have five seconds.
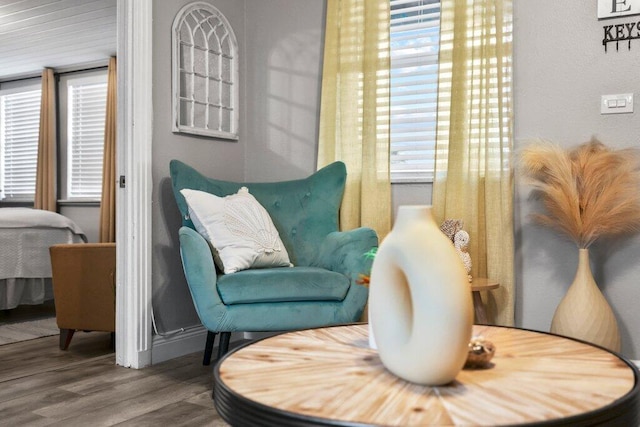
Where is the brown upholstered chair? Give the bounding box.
[49,243,116,350]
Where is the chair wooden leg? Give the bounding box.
[203,331,217,366]
[217,332,231,361]
[59,329,75,350]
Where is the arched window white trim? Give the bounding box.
[172,2,239,140]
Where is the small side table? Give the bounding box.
[470,277,499,324]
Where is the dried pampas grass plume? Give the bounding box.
[518,138,640,248]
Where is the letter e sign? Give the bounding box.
[598,0,640,19]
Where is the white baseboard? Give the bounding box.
[151,325,208,364]
[632,360,640,369]
[151,326,245,365]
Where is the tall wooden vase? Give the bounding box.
[550,248,621,352]
[368,205,473,385]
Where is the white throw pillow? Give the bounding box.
[180,187,292,274]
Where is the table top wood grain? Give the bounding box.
[214,324,639,426]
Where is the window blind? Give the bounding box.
[389,0,441,183]
[67,80,107,199]
[0,88,41,201]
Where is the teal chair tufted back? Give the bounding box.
[169,160,346,267]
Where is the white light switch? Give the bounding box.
[601,93,634,114]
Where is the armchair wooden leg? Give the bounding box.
[203,331,217,366]
[59,329,75,350]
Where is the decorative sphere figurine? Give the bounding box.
[464,336,495,369]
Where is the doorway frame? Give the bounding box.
[115,0,153,368]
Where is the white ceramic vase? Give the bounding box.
[550,248,621,352]
[368,205,473,385]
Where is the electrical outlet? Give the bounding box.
[601,93,634,115]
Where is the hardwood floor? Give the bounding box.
[0,331,230,426]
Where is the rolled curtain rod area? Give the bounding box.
[0,60,111,85]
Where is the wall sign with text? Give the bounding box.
[598,0,640,18]
[599,0,640,51]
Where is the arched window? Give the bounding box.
[172,2,238,140]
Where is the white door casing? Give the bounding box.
[115,0,153,368]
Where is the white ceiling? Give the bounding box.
[0,0,117,81]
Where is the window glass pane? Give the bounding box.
[0,87,41,201]
[67,77,107,199]
[390,0,441,183]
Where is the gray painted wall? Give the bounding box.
[152,0,352,333]
[59,206,99,243]
[151,0,329,332]
[244,0,325,181]
[513,0,640,358]
[151,0,246,332]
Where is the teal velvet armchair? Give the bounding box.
[170,160,377,368]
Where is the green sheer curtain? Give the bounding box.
[317,0,391,240]
[433,0,514,325]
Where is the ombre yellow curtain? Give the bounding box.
[34,68,57,211]
[99,57,117,243]
[433,0,514,325]
[317,0,391,240]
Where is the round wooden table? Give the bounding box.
[214,324,639,426]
